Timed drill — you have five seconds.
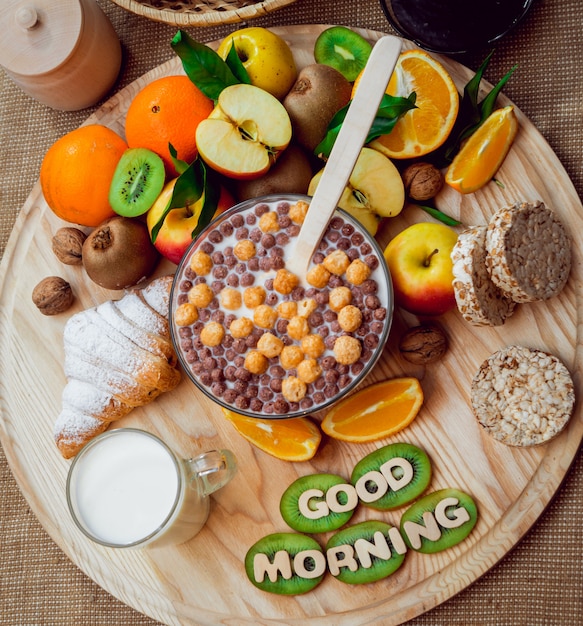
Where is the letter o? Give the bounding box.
[354,470,389,503]
[326,483,359,513]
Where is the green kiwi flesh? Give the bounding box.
[280,473,356,533]
[326,520,406,584]
[400,488,478,554]
[351,443,432,511]
[109,147,166,217]
[245,532,325,595]
[314,26,373,82]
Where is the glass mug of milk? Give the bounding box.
[66,428,237,549]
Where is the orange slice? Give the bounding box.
[445,105,518,194]
[354,49,459,159]
[222,409,322,461]
[321,378,423,442]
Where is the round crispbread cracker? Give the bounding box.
[471,345,575,447]
[485,201,571,303]
[452,225,516,326]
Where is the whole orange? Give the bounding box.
[124,75,214,176]
[40,124,128,227]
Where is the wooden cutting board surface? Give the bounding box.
[0,25,581,626]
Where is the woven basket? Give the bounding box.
[110,0,298,27]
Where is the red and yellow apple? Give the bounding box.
[384,222,458,316]
[308,147,404,235]
[195,83,292,180]
[216,27,297,100]
[146,178,235,265]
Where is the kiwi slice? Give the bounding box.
[314,26,373,82]
[326,520,407,584]
[400,488,478,554]
[351,443,432,511]
[280,473,356,533]
[245,532,325,595]
[109,147,165,217]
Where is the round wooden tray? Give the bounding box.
[0,25,581,626]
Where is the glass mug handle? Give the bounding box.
[186,449,237,496]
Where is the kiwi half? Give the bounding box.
[109,147,165,217]
[400,488,478,554]
[326,520,407,584]
[280,473,356,534]
[245,532,325,595]
[351,443,432,511]
[314,26,373,82]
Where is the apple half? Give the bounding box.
[196,83,292,180]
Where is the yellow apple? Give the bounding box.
[146,178,235,265]
[195,83,292,180]
[217,27,297,100]
[384,222,458,316]
[308,148,404,235]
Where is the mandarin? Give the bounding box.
[124,75,214,176]
[40,124,128,227]
[354,49,459,159]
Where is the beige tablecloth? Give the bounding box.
[1,0,582,623]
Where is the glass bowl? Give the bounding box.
[169,194,393,419]
[380,0,536,55]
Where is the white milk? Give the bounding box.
[69,430,207,547]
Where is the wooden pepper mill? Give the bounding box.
[0,0,122,111]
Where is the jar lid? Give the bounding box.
[0,0,83,77]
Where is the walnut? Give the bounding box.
[52,227,86,265]
[402,163,444,201]
[399,324,448,364]
[32,276,74,315]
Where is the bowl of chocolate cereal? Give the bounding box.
[169,194,393,419]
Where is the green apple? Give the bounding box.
[195,83,292,180]
[217,27,297,100]
[384,222,458,316]
[146,178,235,265]
[308,148,404,235]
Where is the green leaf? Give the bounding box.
[315,93,417,160]
[224,39,252,84]
[171,30,240,101]
[169,143,190,176]
[416,204,462,227]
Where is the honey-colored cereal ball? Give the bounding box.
[297,298,317,318]
[174,302,198,326]
[257,332,284,358]
[229,316,254,338]
[280,345,303,369]
[220,287,242,310]
[188,282,214,307]
[282,376,307,402]
[244,350,269,375]
[200,321,225,347]
[234,239,256,261]
[287,315,310,340]
[289,200,309,224]
[306,263,331,288]
[323,249,350,275]
[297,358,322,384]
[277,301,297,320]
[345,259,372,285]
[243,286,266,308]
[189,250,212,275]
[329,286,352,312]
[259,211,279,233]
[301,333,325,358]
[333,335,362,365]
[253,304,278,329]
[273,268,299,295]
[338,305,363,332]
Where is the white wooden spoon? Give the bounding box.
[287,35,402,278]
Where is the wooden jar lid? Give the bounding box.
[0,0,83,76]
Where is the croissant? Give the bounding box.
[54,275,181,458]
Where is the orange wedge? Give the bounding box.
[354,49,459,159]
[320,378,423,442]
[222,409,322,461]
[445,105,518,194]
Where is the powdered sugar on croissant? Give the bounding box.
[54,275,181,458]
